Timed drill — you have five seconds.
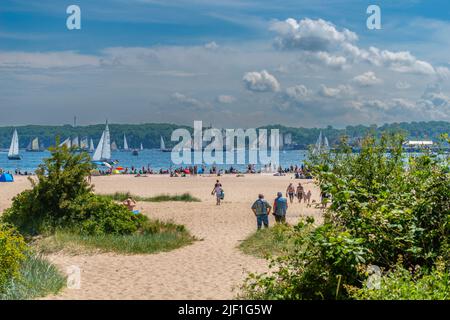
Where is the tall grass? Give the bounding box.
[239,224,296,258]
[0,254,65,300]
[36,219,195,255]
[100,192,201,203]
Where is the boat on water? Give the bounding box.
[140,143,144,151]
[26,137,44,152]
[89,138,95,152]
[122,134,130,152]
[111,141,118,152]
[59,137,72,148]
[132,149,139,156]
[92,122,112,162]
[312,131,330,155]
[8,129,22,160]
[160,136,171,152]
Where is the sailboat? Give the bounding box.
[160,136,171,152]
[111,141,118,152]
[80,137,89,150]
[92,123,112,162]
[312,131,330,155]
[140,143,144,151]
[59,138,72,148]
[8,129,21,160]
[122,134,129,152]
[27,137,43,152]
[89,138,95,152]
[72,136,79,149]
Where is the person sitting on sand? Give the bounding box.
[122,197,137,211]
[286,183,295,204]
[273,192,288,224]
[251,194,272,230]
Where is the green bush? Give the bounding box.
[241,134,450,300]
[0,224,27,291]
[348,260,450,300]
[1,145,149,237]
[64,193,148,236]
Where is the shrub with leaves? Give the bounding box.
[241,134,450,299]
[2,145,149,236]
[0,224,27,291]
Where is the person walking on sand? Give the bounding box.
[251,194,272,230]
[296,182,304,203]
[212,182,223,205]
[304,190,312,207]
[273,192,288,224]
[286,183,295,204]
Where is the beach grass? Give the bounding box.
[100,192,201,203]
[36,220,195,255]
[0,254,65,300]
[239,224,296,258]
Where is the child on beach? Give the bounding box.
[211,180,223,205]
[304,190,312,207]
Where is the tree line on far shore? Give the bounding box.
[0,121,448,150]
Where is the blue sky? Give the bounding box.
[1,0,450,127]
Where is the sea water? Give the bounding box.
[0,149,309,173]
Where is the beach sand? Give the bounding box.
[0,174,323,300]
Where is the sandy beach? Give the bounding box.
[0,174,322,300]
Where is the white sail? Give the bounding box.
[72,136,79,148]
[324,136,330,150]
[59,138,72,148]
[111,141,118,151]
[8,129,19,157]
[92,123,111,161]
[160,136,166,150]
[32,138,39,151]
[89,138,95,152]
[140,143,143,151]
[123,134,129,151]
[80,137,88,149]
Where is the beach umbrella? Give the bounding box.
[116,166,124,171]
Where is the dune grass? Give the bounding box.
[100,192,201,203]
[36,219,195,255]
[239,224,296,258]
[0,254,65,300]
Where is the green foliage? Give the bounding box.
[1,145,174,238]
[348,260,450,300]
[241,134,450,300]
[2,145,93,235]
[101,192,201,203]
[0,253,65,300]
[239,224,296,258]
[0,224,27,291]
[36,221,194,255]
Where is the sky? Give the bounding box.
[0,0,450,128]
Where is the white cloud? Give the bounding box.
[318,84,354,98]
[396,81,411,90]
[352,71,382,87]
[284,84,311,102]
[270,18,357,52]
[172,92,211,110]
[204,41,219,50]
[217,95,236,104]
[304,51,347,69]
[243,70,281,92]
[0,51,100,68]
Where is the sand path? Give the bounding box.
[1,174,322,300]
